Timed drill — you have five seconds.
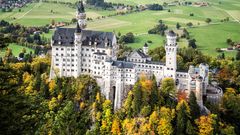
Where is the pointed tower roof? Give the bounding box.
[76,22,82,33]
[144,43,148,47]
[167,30,176,37]
[77,1,85,13]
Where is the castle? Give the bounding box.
[50,1,222,110]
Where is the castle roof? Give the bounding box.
[144,43,148,47]
[52,28,75,46]
[128,49,147,58]
[112,61,134,69]
[77,1,85,13]
[167,30,176,37]
[52,27,115,48]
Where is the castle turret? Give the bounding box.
[76,1,87,29]
[143,43,149,55]
[164,30,178,79]
[196,76,203,107]
[75,23,82,76]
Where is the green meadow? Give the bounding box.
[0,43,34,57]
[0,0,239,58]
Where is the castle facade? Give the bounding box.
[50,1,222,110]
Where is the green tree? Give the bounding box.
[176,100,191,135]
[189,91,200,120]
[236,51,240,60]
[160,78,176,97]
[205,18,212,24]
[131,81,142,116]
[176,22,181,29]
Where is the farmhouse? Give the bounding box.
[50,1,222,110]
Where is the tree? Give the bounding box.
[205,18,212,24]
[150,75,159,108]
[186,22,193,27]
[160,78,176,97]
[157,118,173,135]
[123,91,133,118]
[196,115,214,135]
[111,118,121,135]
[188,39,197,49]
[53,101,78,134]
[176,22,181,29]
[236,51,240,60]
[189,91,200,120]
[131,81,142,116]
[176,100,191,135]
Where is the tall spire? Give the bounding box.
[77,1,85,13]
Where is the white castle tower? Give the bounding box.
[165,30,178,79]
[76,1,86,29]
[143,43,149,55]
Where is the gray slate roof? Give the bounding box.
[52,28,75,46]
[52,27,114,48]
[112,61,134,69]
[167,30,176,37]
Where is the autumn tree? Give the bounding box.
[111,117,121,135]
[100,100,113,135]
[196,115,215,135]
[157,107,175,135]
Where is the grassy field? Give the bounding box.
[0,0,240,58]
[0,43,34,57]
[0,2,116,26]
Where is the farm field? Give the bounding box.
[0,43,34,57]
[0,2,116,26]
[0,0,240,58]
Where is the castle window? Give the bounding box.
[72,64,74,66]
[56,59,59,61]
[63,64,65,66]
[71,54,74,56]
[71,48,74,51]
[86,49,89,51]
[72,59,74,62]
[56,54,58,56]
[63,59,65,62]
[92,49,94,51]
[63,69,65,71]
[61,48,64,50]
[103,50,105,53]
[56,48,59,50]
[61,54,63,56]
[55,64,59,66]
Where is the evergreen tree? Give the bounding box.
[131,81,142,116]
[236,51,240,60]
[176,100,191,135]
[33,72,41,91]
[176,22,181,29]
[189,91,200,120]
[150,75,159,108]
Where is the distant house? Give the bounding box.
[193,2,209,7]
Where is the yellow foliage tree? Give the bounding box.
[196,115,214,135]
[48,97,58,111]
[111,118,121,135]
[158,118,173,135]
[49,80,56,95]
